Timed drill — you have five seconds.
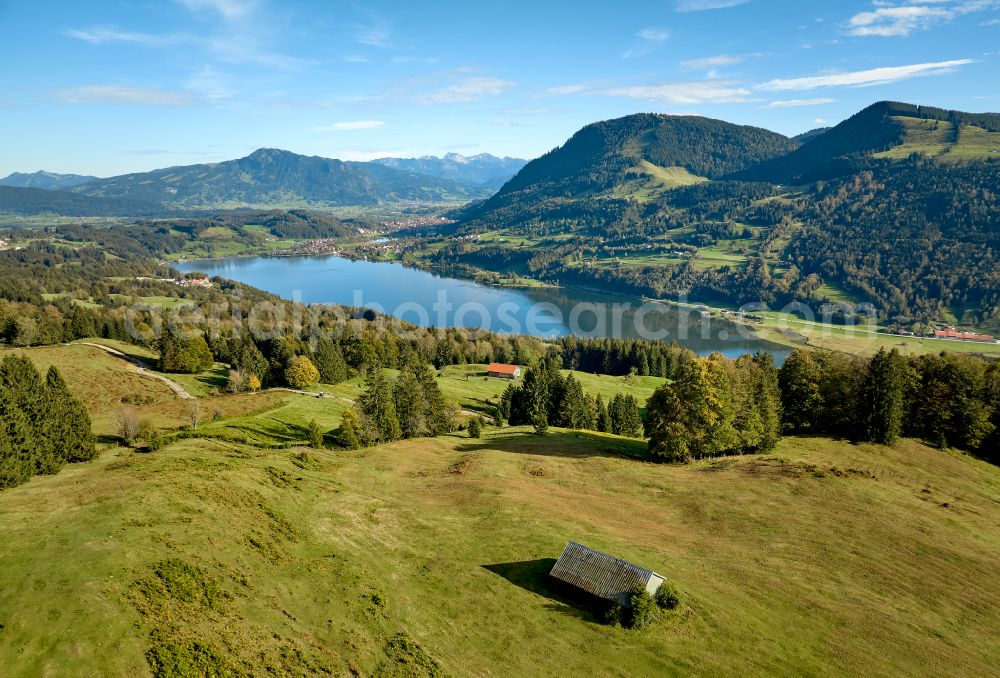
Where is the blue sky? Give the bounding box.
[1,0,998,176]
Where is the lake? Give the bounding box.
[175,255,789,360]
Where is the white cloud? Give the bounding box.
[604,80,754,104]
[623,26,670,58]
[983,18,1000,24]
[314,120,385,131]
[815,118,828,125]
[758,59,973,90]
[638,27,670,41]
[503,106,559,115]
[185,66,234,102]
[545,84,588,96]
[65,1,309,71]
[54,85,198,106]
[176,0,256,21]
[63,26,180,47]
[356,20,393,48]
[680,54,748,70]
[846,1,1000,37]
[414,76,514,104]
[676,0,750,11]
[847,6,953,37]
[766,97,836,107]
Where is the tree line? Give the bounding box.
[334,357,458,449]
[496,357,643,437]
[777,348,1000,458]
[645,348,999,464]
[0,355,96,489]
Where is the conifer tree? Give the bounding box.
[751,352,782,453]
[468,416,483,439]
[595,394,610,433]
[45,366,96,463]
[609,393,643,438]
[356,370,401,445]
[518,367,549,434]
[416,364,451,436]
[230,336,269,385]
[556,374,589,429]
[860,348,907,445]
[0,386,33,488]
[337,409,362,450]
[496,384,515,425]
[312,338,349,384]
[0,356,94,488]
[394,366,426,438]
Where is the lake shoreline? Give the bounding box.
[174,252,791,360]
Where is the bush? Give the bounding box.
[141,426,169,452]
[603,603,625,627]
[625,586,661,629]
[117,408,142,446]
[225,369,247,393]
[307,419,324,449]
[336,409,362,450]
[655,581,681,610]
[468,416,483,438]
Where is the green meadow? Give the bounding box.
[1,342,999,676]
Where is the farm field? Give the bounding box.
[748,312,1000,358]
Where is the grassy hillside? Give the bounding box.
[463,113,796,225]
[874,117,1000,160]
[1,429,999,676]
[741,101,1000,183]
[2,342,1000,675]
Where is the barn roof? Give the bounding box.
[549,541,663,603]
[487,363,520,375]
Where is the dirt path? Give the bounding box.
[78,342,194,400]
[78,342,496,422]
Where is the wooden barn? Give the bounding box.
[487,363,521,379]
[549,541,664,605]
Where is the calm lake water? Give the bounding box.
[175,255,789,361]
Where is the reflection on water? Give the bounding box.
[175,254,789,361]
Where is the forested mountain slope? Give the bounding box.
[739,101,1000,184]
[441,102,1000,327]
[456,114,799,228]
[71,148,489,208]
[0,185,166,217]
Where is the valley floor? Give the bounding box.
[1,431,998,676]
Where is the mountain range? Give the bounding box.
[459,101,1000,227]
[0,152,526,213]
[371,153,526,190]
[2,100,998,328]
[0,170,99,190]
